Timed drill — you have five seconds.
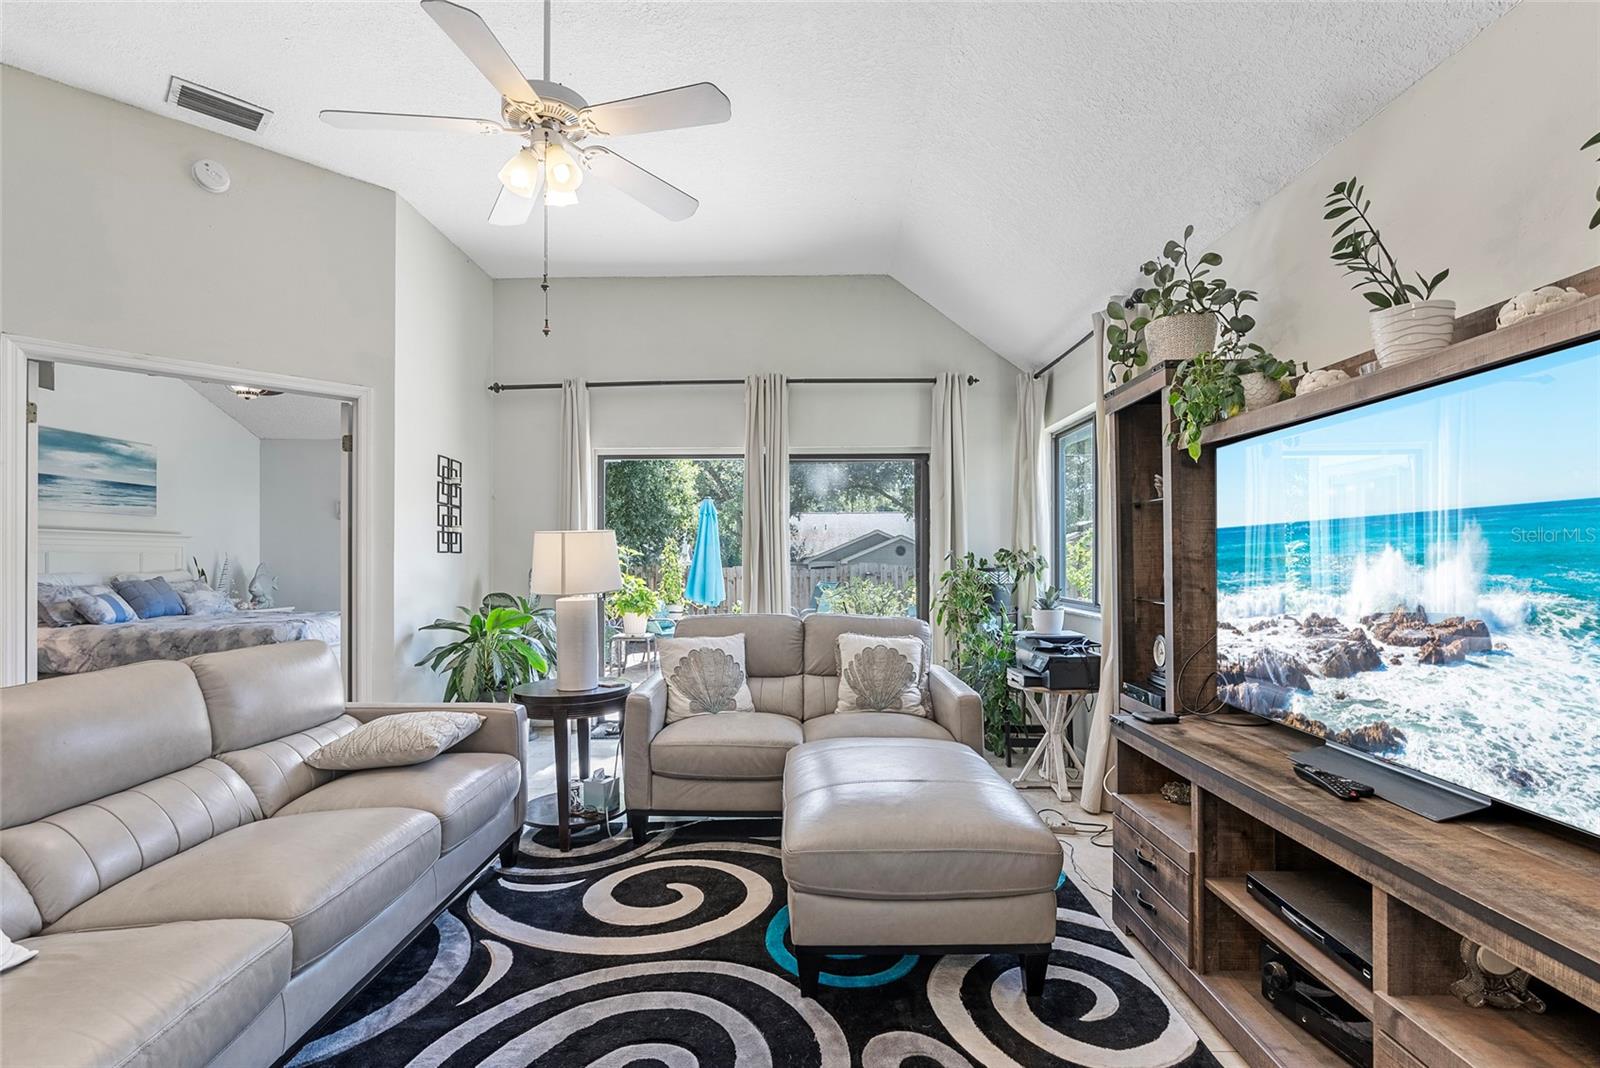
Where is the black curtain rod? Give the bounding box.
[488,374,980,393]
[1032,329,1096,379]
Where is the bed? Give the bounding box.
[34,527,342,676]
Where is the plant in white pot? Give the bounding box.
[608,574,658,637]
[1031,586,1068,634]
[657,540,687,620]
[1325,177,1452,367]
[1236,345,1298,412]
[1106,226,1261,384]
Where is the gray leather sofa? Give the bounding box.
[624,613,983,840]
[0,641,527,1068]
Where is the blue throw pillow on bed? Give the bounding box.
[112,576,185,619]
[69,591,136,625]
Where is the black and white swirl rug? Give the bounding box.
[290,819,1218,1067]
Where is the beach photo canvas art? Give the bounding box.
[1215,338,1600,835]
[38,427,157,515]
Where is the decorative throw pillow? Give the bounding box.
[305,711,484,771]
[659,635,756,723]
[68,590,136,625]
[835,633,928,715]
[180,585,236,616]
[36,584,81,627]
[112,576,186,619]
[0,931,37,973]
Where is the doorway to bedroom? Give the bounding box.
[7,347,362,691]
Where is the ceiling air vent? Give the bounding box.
[165,77,273,132]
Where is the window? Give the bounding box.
[598,456,744,609]
[1052,419,1097,607]
[789,455,928,618]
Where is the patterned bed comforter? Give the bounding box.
[37,611,342,676]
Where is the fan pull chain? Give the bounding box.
[542,198,552,337]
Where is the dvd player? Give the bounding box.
[1246,869,1373,987]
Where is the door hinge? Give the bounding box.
[341,434,353,453]
[26,401,37,424]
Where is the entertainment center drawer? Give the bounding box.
[1374,1031,1426,1068]
[1112,818,1190,912]
[1111,792,1195,866]
[1112,854,1189,961]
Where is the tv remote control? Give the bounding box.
[1293,763,1374,800]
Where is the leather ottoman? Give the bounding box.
[780,736,1062,998]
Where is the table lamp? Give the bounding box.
[531,529,623,691]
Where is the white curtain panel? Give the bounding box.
[1080,317,1117,813]
[741,373,791,614]
[559,379,593,529]
[929,372,969,665]
[1011,373,1048,607]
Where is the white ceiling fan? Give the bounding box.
[321,0,731,225]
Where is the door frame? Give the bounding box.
[1,334,377,692]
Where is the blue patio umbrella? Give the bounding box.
[684,498,726,607]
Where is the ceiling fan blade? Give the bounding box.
[581,147,698,221]
[320,110,516,135]
[578,82,731,137]
[488,183,539,226]
[420,0,540,106]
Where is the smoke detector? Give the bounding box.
[191,159,231,194]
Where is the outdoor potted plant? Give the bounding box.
[657,540,687,621]
[609,574,659,637]
[1031,586,1067,634]
[1325,176,1452,366]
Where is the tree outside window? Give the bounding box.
[1053,420,1096,606]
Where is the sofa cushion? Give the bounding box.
[305,710,484,771]
[1,758,262,926]
[218,715,361,816]
[0,659,213,828]
[801,614,931,677]
[675,613,804,677]
[47,808,440,970]
[782,738,1062,900]
[278,753,520,853]
[189,641,346,752]
[802,712,954,745]
[651,712,803,781]
[2,919,291,1068]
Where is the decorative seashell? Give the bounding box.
[1297,368,1352,395]
[670,648,744,715]
[842,644,916,710]
[1496,286,1585,329]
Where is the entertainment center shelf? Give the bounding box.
[1111,714,1600,1068]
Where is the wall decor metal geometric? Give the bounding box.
[436,454,462,553]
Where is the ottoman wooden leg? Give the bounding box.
[628,810,649,845]
[1022,951,1049,997]
[797,950,822,999]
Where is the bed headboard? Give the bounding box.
[37,527,189,584]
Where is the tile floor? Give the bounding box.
[524,715,1247,1067]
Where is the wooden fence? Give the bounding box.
[658,564,917,614]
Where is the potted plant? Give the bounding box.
[1325,176,1452,367]
[1168,350,1245,461]
[1031,586,1067,634]
[1235,344,1298,412]
[415,601,550,701]
[1106,226,1258,381]
[657,540,687,620]
[609,574,658,637]
[934,551,1018,752]
[992,545,1048,622]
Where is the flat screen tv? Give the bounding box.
[1215,336,1600,837]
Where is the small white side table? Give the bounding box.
[1009,685,1093,802]
[609,633,659,675]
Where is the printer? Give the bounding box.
[1008,630,1101,691]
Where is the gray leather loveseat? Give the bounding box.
[623,613,983,840]
[0,641,526,1068]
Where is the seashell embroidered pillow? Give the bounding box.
[659,635,756,723]
[835,633,927,715]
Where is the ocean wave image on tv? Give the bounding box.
[1215,338,1600,836]
[38,427,157,516]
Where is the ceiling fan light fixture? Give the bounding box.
[544,188,578,207]
[498,146,542,197]
[544,141,583,194]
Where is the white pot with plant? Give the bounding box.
[1237,349,1297,411]
[1031,587,1067,634]
[609,575,658,638]
[1106,226,1256,383]
[657,541,687,620]
[1325,177,1452,367]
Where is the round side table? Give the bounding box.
[513,679,632,852]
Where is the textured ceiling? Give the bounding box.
[187,382,345,440]
[2,1,1513,367]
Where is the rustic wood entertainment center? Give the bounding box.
[1104,270,1600,1067]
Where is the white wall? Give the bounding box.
[488,275,1020,594]
[34,363,261,583]
[393,200,494,701]
[259,438,342,612]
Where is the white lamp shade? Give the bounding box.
[530,530,623,596]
